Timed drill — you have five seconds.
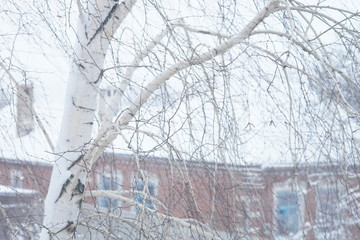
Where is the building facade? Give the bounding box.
[0,154,359,239]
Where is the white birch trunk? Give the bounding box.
[40,0,280,238]
[40,1,136,239]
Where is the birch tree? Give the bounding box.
[1,0,359,239]
[39,1,286,238]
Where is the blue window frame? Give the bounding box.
[99,175,120,208]
[134,181,156,210]
[275,191,299,236]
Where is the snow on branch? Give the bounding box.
[172,23,232,39]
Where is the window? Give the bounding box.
[316,186,339,233]
[134,180,156,210]
[275,191,300,236]
[99,174,121,208]
[11,170,24,188]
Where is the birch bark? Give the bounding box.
[40,1,136,239]
[40,0,280,238]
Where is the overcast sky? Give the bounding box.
[1,0,359,166]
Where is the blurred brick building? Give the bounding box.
[1,153,359,239]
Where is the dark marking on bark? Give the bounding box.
[84,122,94,125]
[198,30,212,35]
[78,63,85,69]
[72,97,96,111]
[76,179,85,194]
[67,154,84,170]
[87,4,119,46]
[77,199,83,209]
[85,25,88,39]
[71,179,85,200]
[55,174,74,203]
[55,221,74,234]
[93,70,104,84]
[68,223,76,233]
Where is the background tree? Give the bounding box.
[0,0,359,239]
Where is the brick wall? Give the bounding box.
[1,155,359,239]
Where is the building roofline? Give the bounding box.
[103,151,261,171]
[104,151,360,174]
[0,156,53,167]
